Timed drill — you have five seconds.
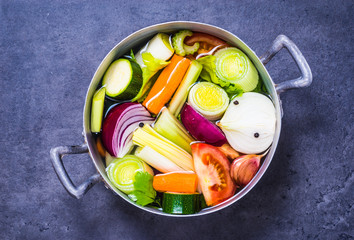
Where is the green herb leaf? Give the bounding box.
[128,171,156,206]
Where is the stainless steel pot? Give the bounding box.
[50,21,312,217]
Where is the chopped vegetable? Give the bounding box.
[217,92,276,154]
[105,151,115,167]
[196,55,218,83]
[141,52,170,79]
[102,59,143,99]
[96,137,106,157]
[143,55,191,115]
[132,33,174,101]
[217,143,240,161]
[195,45,225,60]
[128,171,157,206]
[188,82,229,121]
[135,146,184,173]
[168,60,203,116]
[196,55,243,96]
[181,103,227,147]
[154,107,195,153]
[135,33,174,67]
[101,103,154,157]
[106,155,153,194]
[230,154,261,187]
[132,124,195,171]
[214,47,259,93]
[135,68,161,102]
[172,30,200,56]
[184,32,229,48]
[162,192,201,214]
[133,53,170,102]
[91,87,106,133]
[191,143,236,206]
[153,172,198,193]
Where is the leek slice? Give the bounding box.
[154,107,195,153]
[106,155,153,194]
[214,47,259,92]
[135,33,174,67]
[188,82,229,121]
[132,124,195,171]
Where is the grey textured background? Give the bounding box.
[1,1,353,239]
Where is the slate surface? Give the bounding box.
[0,1,353,239]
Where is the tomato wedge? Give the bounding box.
[184,32,230,48]
[191,143,236,206]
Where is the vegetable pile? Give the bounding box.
[90,30,277,215]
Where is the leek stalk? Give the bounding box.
[154,107,195,153]
[132,124,195,171]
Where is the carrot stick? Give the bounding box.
[143,55,191,115]
[153,172,198,193]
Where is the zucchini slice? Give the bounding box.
[102,59,143,99]
[214,47,259,92]
[90,87,106,133]
[162,192,201,214]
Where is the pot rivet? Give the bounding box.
[233,100,239,105]
[254,133,259,138]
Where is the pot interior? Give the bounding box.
[83,21,281,216]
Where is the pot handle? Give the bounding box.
[50,144,101,199]
[260,34,312,94]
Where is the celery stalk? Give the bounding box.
[132,124,195,171]
[168,61,202,116]
[154,107,195,153]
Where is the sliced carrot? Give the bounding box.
[96,137,106,157]
[153,172,198,193]
[143,55,191,115]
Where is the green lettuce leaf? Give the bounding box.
[128,171,156,206]
[131,52,170,102]
[142,52,170,74]
[197,55,243,97]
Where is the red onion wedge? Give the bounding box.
[102,103,154,157]
[181,103,227,147]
